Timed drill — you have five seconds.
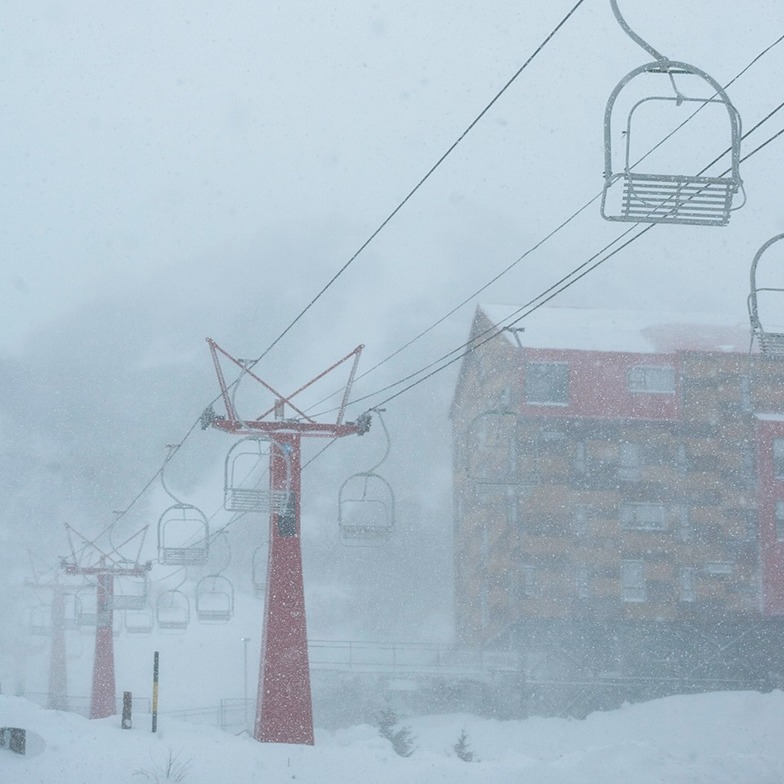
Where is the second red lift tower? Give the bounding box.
[203,338,369,745]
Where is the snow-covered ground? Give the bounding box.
[2,689,783,784]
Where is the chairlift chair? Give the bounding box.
[601,0,742,226]
[62,593,82,631]
[338,472,395,544]
[251,545,267,599]
[75,587,98,629]
[157,504,210,566]
[195,575,234,622]
[156,590,191,631]
[224,436,291,513]
[602,62,742,226]
[749,234,784,354]
[28,604,51,636]
[124,606,155,635]
[112,572,150,611]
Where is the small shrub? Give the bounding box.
[134,747,192,783]
[376,707,415,758]
[453,728,475,762]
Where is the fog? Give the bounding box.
[2,0,784,705]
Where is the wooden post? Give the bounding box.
[121,691,132,729]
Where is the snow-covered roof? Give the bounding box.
[479,304,752,354]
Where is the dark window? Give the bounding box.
[680,567,696,602]
[627,365,676,394]
[621,560,646,602]
[525,362,569,405]
[620,502,667,531]
[774,439,784,478]
[776,501,784,540]
[618,442,641,481]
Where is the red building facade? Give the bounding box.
[451,306,784,713]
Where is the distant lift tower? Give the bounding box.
[203,338,369,745]
[60,524,152,719]
[24,571,79,712]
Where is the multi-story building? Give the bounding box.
[451,304,784,714]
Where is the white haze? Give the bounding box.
[1,0,783,709]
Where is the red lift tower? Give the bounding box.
[25,571,76,712]
[203,338,369,745]
[60,525,152,719]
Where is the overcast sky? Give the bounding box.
[4,1,783,352]
[2,1,784,646]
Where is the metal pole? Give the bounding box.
[241,637,250,733]
[151,651,159,733]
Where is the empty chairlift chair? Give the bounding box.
[749,234,784,354]
[338,409,395,545]
[195,575,234,622]
[27,604,52,636]
[338,472,395,544]
[62,593,82,631]
[156,590,190,632]
[75,587,98,629]
[251,545,267,599]
[157,504,210,566]
[601,0,743,226]
[124,605,155,634]
[224,436,291,514]
[112,571,150,611]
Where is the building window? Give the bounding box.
[676,443,689,474]
[627,365,676,394]
[774,439,784,478]
[572,505,590,535]
[680,567,696,602]
[739,374,752,413]
[572,442,587,475]
[776,501,784,540]
[524,362,569,405]
[621,560,646,602]
[704,561,734,576]
[576,564,591,599]
[620,502,668,530]
[513,565,536,599]
[506,492,521,528]
[618,442,641,481]
[677,506,692,542]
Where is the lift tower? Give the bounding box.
[25,563,80,712]
[204,338,368,745]
[60,524,152,719]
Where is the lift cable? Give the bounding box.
[302,33,784,417]
[243,0,588,370]
[345,115,784,413]
[307,99,784,420]
[86,32,783,544]
[77,0,588,544]
[116,98,784,568]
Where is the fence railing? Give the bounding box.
[307,640,520,674]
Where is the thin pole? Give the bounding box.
[242,637,250,733]
[151,651,159,733]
